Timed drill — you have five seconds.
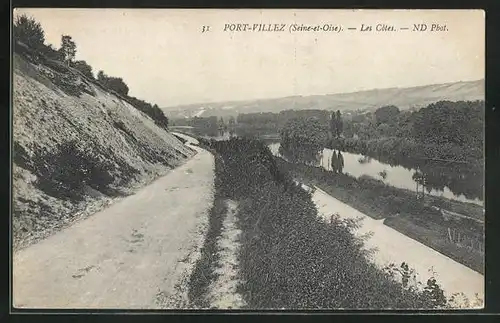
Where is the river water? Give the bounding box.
[268,143,483,206]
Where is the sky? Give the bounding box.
[14,9,484,108]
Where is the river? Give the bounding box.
[268,143,483,206]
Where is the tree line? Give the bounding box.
[236,109,330,130]
[276,103,483,201]
[339,101,484,156]
[215,100,483,167]
[13,14,169,130]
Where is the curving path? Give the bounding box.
[13,134,214,309]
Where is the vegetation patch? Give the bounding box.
[384,216,484,274]
[197,137,448,309]
[112,120,173,167]
[14,140,138,202]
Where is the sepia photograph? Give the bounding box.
[11,8,484,310]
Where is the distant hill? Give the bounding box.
[163,80,484,119]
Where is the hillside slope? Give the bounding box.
[13,52,196,251]
[163,80,484,119]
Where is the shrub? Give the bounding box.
[14,140,138,202]
[125,96,169,130]
[280,117,328,154]
[97,70,129,96]
[72,60,94,79]
[36,141,116,200]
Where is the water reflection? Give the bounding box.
[319,149,345,174]
[269,143,483,206]
[358,156,372,164]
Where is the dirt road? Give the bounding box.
[13,134,215,309]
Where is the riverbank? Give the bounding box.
[277,159,484,274]
[327,136,484,202]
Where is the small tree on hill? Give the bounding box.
[13,14,45,49]
[97,70,105,81]
[72,60,94,79]
[60,35,76,66]
[152,104,169,129]
[97,70,129,96]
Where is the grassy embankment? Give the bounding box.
[189,137,448,309]
[277,159,484,274]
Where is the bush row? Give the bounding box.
[199,137,445,309]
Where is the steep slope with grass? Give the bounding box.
[13,51,195,251]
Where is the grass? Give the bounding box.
[112,118,179,167]
[384,217,484,274]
